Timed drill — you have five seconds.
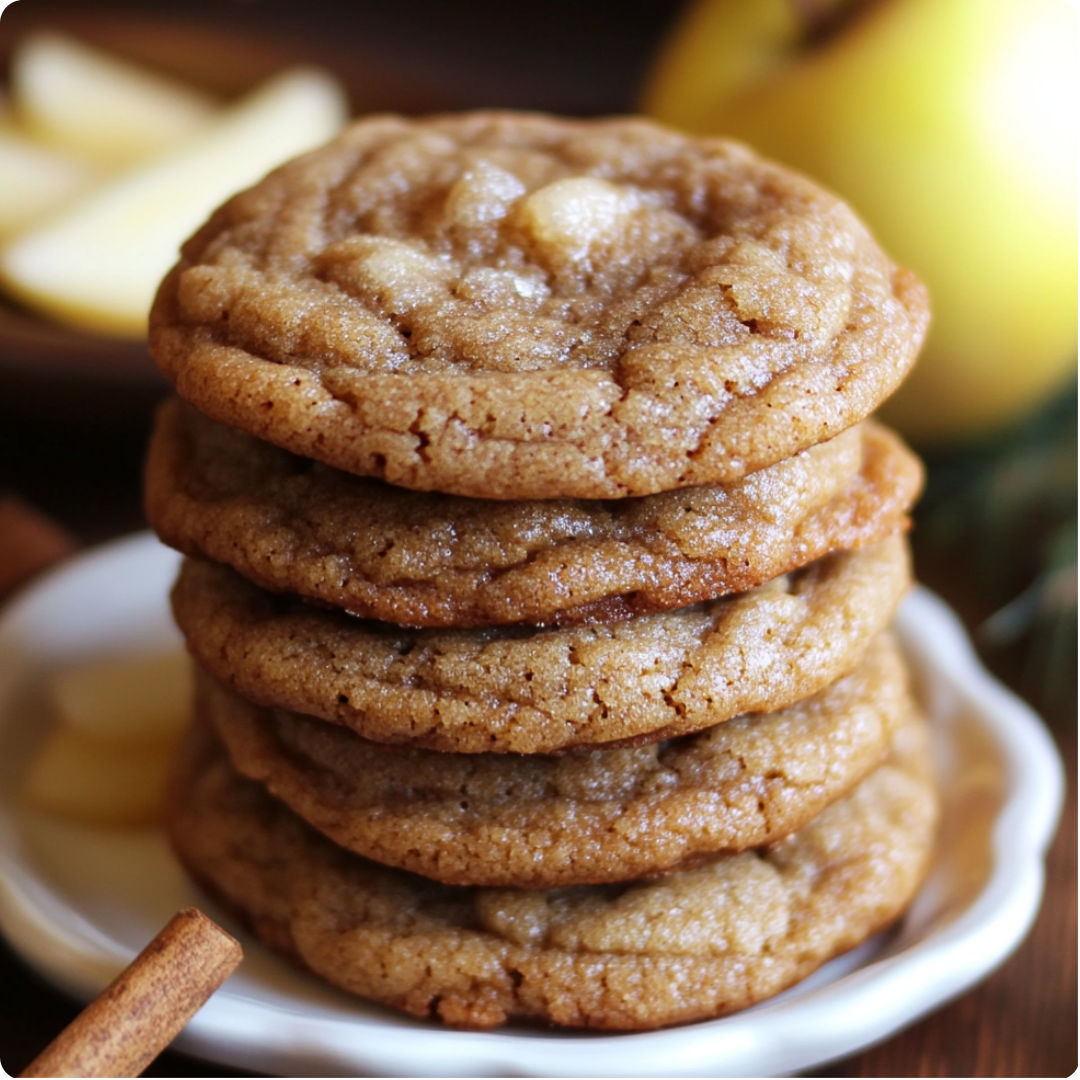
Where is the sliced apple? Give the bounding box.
[50,650,192,744]
[0,128,99,239]
[24,649,192,826]
[0,66,347,338]
[10,31,218,169]
[24,725,181,827]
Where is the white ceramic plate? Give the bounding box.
[0,533,1064,1078]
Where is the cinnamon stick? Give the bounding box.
[20,907,243,1078]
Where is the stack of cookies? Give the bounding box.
[145,113,938,1031]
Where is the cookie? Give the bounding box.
[201,632,912,887]
[149,112,929,500]
[170,535,910,754]
[147,398,921,627]
[166,715,938,1030]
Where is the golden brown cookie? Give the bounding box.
[170,535,910,754]
[201,633,913,887]
[166,715,938,1031]
[146,398,921,627]
[150,112,929,500]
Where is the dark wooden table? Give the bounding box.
[0,3,1075,1074]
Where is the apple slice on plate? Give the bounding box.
[9,31,219,169]
[24,649,193,827]
[24,727,181,827]
[50,651,192,744]
[0,67,348,339]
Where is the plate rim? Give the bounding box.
[0,532,1065,1078]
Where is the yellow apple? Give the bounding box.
[0,67,347,338]
[9,31,218,169]
[642,0,1078,444]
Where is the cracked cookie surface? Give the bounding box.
[147,399,920,627]
[150,112,929,499]
[166,714,937,1030]
[171,535,910,754]
[201,633,912,887]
